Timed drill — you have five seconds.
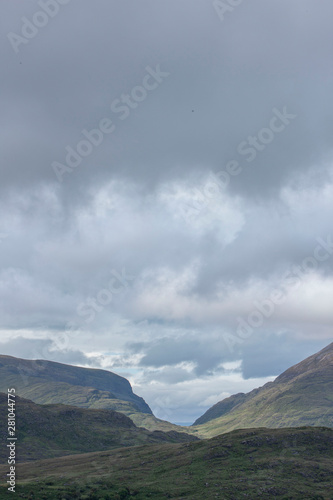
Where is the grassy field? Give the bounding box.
[0,426,332,499]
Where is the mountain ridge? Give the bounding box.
[1,342,332,438]
[0,354,192,434]
[192,342,333,436]
[0,354,151,415]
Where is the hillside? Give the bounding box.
[192,342,333,437]
[0,354,150,413]
[1,342,332,440]
[0,354,196,434]
[0,392,197,462]
[0,426,332,499]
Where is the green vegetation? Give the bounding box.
[0,355,193,434]
[191,342,333,438]
[0,427,332,499]
[0,345,332,498]
[125,410,194,434]
[0,393,197,462]
[2,343,332,441]
[0,354,151,415]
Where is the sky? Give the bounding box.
[0,0,332,424]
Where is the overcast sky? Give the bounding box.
[1,0,332,424]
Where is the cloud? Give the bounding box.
[132,371,276,424]
[0,0,332,421]
[0,337,100,367]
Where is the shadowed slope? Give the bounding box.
[0,427,332,499]
[0,392,198,462]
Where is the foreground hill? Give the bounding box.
[192,342,333,437]
[0,427,332,499]
[0,393,197,462]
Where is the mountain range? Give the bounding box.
[0,342,332,440]
[0,342,332,498]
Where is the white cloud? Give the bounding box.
[132,371,275,423]
[157,176,245,244]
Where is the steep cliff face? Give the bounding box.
[0,354,152,415]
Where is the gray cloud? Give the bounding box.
[128,332,328,380]
[1,0,332,422]
[0,337,100,366]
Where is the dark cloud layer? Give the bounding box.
[0,0,332,422]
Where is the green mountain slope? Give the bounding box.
[192,342,333,437]
[0,392,197,462]
[1,427,332,499]
[0,355,150,414]
[0,355,191,434]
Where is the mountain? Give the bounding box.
[0,392,197,462]
[0,354,189,434]
[1,426,332,499]
[0,354,150,413]
[192,342,333,437]
[1,341,332,441]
